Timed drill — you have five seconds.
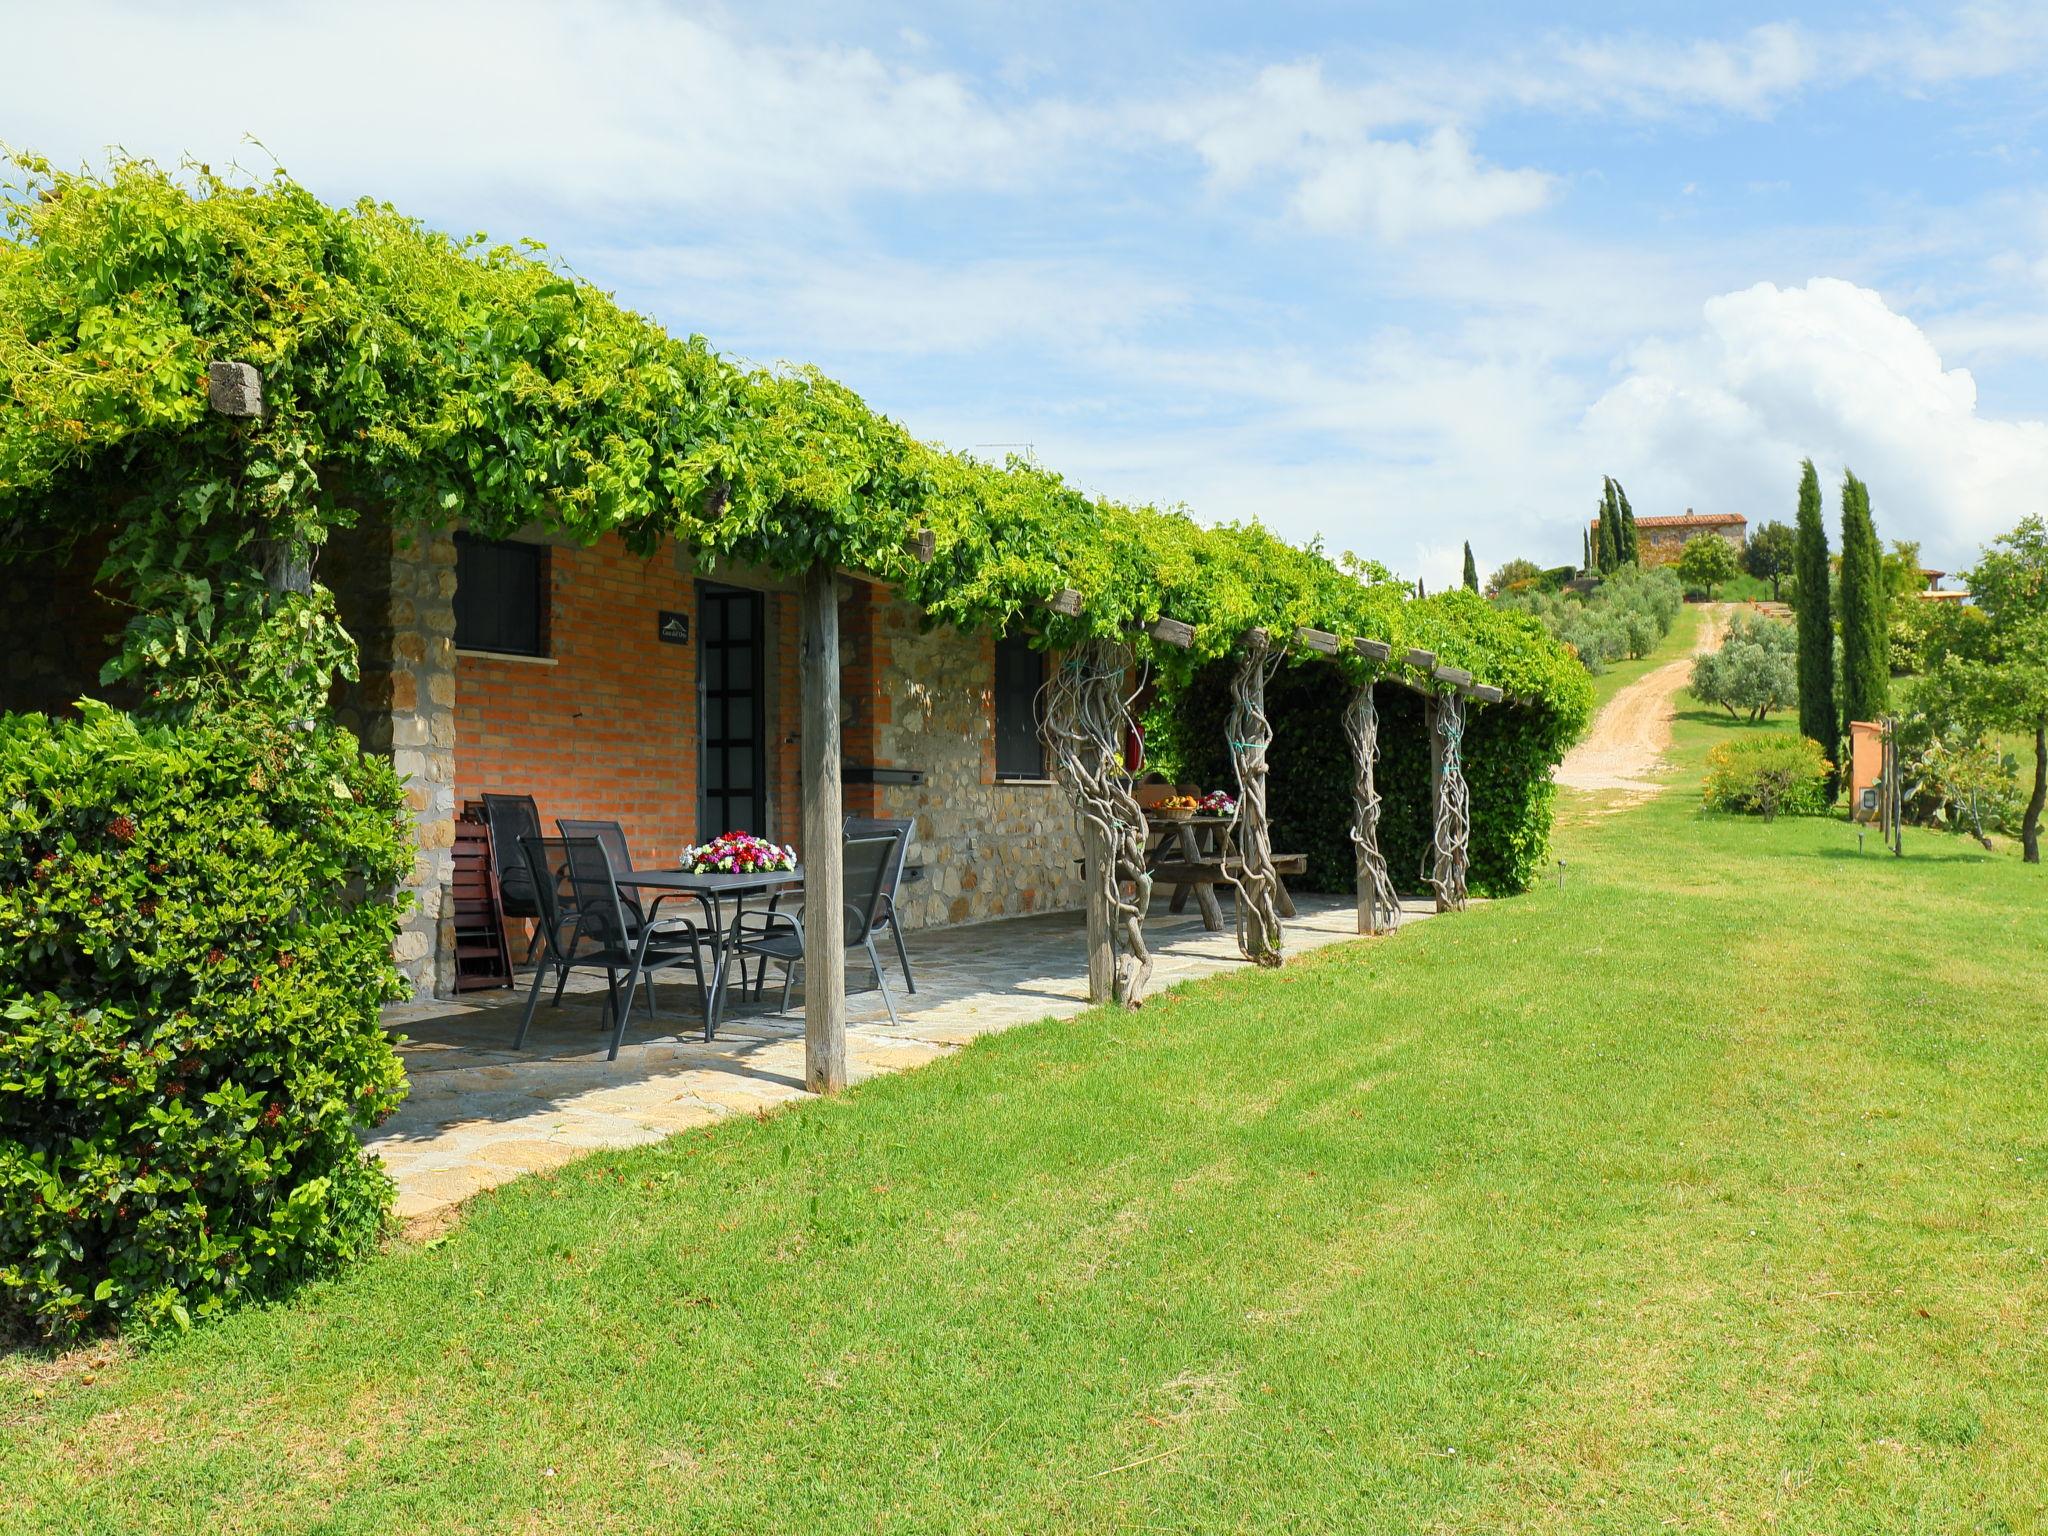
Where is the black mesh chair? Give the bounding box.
[737,833,902,1027]
[481,793,546,962]
[557,818,651,925]
[512,836,709,1061]
[844,815,916,993]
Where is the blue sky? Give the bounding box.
[12,0,2048,583]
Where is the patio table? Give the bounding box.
[617,866,805,1037]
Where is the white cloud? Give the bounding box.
[1585,278,2048,566]
[1546,22,1816,117]
[1155,62,1554,239]
[592,245,1188,358]
[4,0,1078,223]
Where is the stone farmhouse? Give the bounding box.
[1591,509,1747,567]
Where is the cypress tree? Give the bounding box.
[1837,468,1890,733]
[1792,459,1836,770]
[1462,541,1479,591]
[1597,492,1618,572]
[1582,525,1592,573]
[1615,480,1639,564]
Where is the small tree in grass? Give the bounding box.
[1744,520,1797,601]
[1462,542,1479,591]
[1691,612,1798,721]
[1677,532,1738,597]
[1931,516,2048,863]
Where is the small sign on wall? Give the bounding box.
[657,610,690,645]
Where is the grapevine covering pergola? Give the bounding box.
[0,158,1591,1092]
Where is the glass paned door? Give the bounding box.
[698,584,767,840]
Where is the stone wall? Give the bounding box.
[871,598,1083,929]
[329,518,457,1000]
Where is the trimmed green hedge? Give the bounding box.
[0,704,410,1339]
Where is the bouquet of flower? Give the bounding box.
[681,831,798,875]
[1197,790,1237,817]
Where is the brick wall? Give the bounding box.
[455,534,711,865]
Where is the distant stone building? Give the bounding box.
[1592,509,1747,568]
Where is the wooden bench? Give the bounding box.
[1151,852,1307,929]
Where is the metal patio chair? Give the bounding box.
[736,832,902,1027]
[843,814,917,993]
[512,836,710,1061]
[481,792,547,963]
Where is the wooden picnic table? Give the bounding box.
[1140,815,1303,932]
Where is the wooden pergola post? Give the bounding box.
[800,561,846,1092]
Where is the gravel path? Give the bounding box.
[1556,605,1729,795]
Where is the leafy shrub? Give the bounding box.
[0,704,410,1339]
[1701,734,1833,819]
[1690,612,1798,721]
[1497,564,1682,675]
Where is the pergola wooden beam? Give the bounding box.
[1402,646,1437,672]
[907,527,937,563]
[1432,663,1474,689]
[1353,637,1393,664]
[1293,625,1340,655]
[1048,588,1084,617]
[1147,616,1195,649]
[1470,683,1504,705]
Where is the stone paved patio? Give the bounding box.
[369,891,1442,1228]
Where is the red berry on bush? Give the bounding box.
[107,814,136,842]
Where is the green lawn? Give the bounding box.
[5,711,2046,1533]
[1586,600,1703,712]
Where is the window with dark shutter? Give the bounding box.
[453,535,546,657]
[993,631,1046,780]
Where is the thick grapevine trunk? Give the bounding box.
[1344,680,1401,935]
[1223,635,1286,965]
[1429,690,1471,911]
[1043,638,1154,1005]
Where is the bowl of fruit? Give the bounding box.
[1150,794,1200,822]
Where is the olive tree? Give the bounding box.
[1691,612,1798,722]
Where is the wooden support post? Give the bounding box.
[800,562,846,1093]
[1083,820,1116,1003]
